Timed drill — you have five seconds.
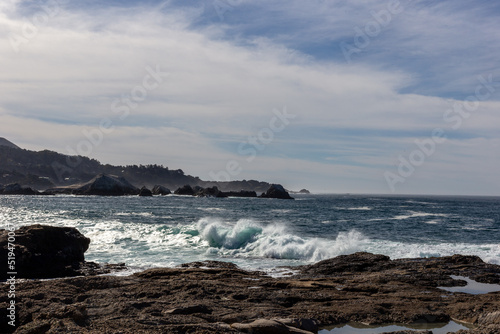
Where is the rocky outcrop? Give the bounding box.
[195,186,227,198]
[138,186,153,197]
[47,174,139,196]
[2,251,499,333]
[152,185,171,195]
[174,184,196,196]
[0,224,90,279]
[0,183,41,195]
[260,184,294,200]
[2,226,499,333]
[300,252,393,276]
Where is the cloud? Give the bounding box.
[0,0,499,195]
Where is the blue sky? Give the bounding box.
[1,0,499,194]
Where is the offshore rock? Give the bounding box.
[138,186,153,197]
[196,186,227,198]
[72,174,139,196]
[151,185,171,195]
[0,224,90,279]
[260,184,294,200]
[1,183,40,195]
[47,174,139,196]
[174,184,195,196]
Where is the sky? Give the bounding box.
[0,0,499,195]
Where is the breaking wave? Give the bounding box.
[196,218,367,262]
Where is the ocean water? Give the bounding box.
[1,194,499,274]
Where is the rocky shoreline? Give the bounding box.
[1,174,295,199]
[1,226,499,333]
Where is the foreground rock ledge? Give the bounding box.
[1,253,499,334]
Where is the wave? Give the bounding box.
[392,211,450,220]
[196,218,367,262]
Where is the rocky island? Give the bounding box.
[1,225,499,334]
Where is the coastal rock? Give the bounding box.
[231,319,314,334]
[196,186,227,198]
[174,184,195,196]
[138,186,153,197]
[152,185,171,195]
[71,174,139,196]
[0,224,90,279]
[1,183,40,195]
[300,252,392,276]
[260,184,294,200]
[1,225,500,334]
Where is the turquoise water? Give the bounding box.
[1,194,499,273]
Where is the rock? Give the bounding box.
[231,319,313,334]
[274,318,319,332]
[196,186,227,198]
[138,186,153,197]
[152,185,171,195]
[0,224,90,279]
[299,189,310,194]
[222,190,258,198]
[300,252,392,276]
[1,183,40,195]
[3,245,500,333]
[260,184,294,200]
[71,174,139,196]
[164,305,212,315]
[174,184,195,196]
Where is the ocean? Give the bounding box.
[1,194,499,275]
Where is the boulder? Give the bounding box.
[174,185,195,196]
[138,186,153,197]
[260,184,294,200]
[195,186,227,198]
[72,174,139,196]
[299,189,311,194]
[0,224,90,279]
[1,183,40,195]
[152,185,171,195]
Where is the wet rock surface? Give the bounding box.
[260,184,294,200]
[1,251,499,333]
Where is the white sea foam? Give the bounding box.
[196,218,367,262]
[392,211,450,220]
[366,240,500,265]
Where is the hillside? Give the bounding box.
[0,139,272,192]
[0,137,19,149]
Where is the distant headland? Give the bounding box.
[0,138,308,199]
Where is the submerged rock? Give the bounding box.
[260,184,294,200]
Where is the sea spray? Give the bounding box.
[196,218,368,262]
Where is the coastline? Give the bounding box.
[1,230,500,334]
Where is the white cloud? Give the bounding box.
[0,1,499,195]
